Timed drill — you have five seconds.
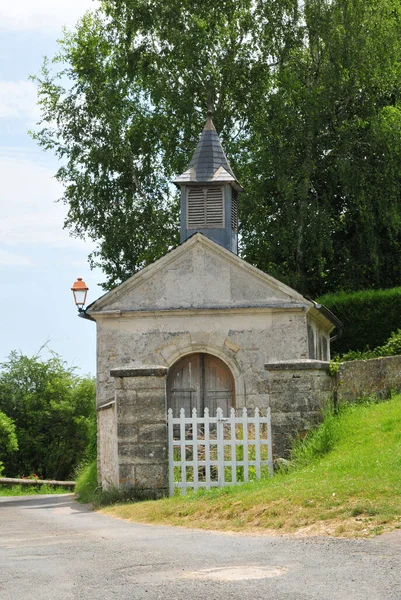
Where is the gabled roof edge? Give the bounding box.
[87,233,313,314]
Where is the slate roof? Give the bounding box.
[173,113,242,190]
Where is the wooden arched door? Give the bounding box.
[167,353,235,417]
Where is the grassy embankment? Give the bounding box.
[100,396,401,537]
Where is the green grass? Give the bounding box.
[75,460,98,503]
[0,484,70,496]
[101,395,401,537]
[75,459,160,506]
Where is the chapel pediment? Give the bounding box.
[87,233,310,315]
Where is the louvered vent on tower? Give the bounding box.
[205,187,224,228]
[187,188,205,229]
[187,187,224,229]
[231,189,238,232]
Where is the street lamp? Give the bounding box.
[71,278,89,312]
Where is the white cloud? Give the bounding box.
[0,81,39,120]
[0,0,98,33]
[0,149,87,249]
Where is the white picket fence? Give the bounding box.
[167,406,273,496]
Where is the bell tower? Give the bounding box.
[173,109,242,254]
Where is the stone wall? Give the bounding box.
[109,366,168,497]
[265,356,401,457]
[97,401,119,489]
[265,361,333,457]
[98,355,401,494]
[95,308,308,413]
[337,355,401,402]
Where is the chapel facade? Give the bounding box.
[84,111,340,493]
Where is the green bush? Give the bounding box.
[0,351,96,480]
[340,329,401,362]
[318,287,401,355]
[0,411,18,476]
[0,484,70,496]
[75,460,98,503]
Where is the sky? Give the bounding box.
[0,0,103,375]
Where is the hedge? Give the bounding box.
[317,287,401,355]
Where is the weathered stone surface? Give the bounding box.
[139,424,167,443]
[119,443,167,463]
[265,360,330,371]
[110,371,169,491]
[117,442,137,459]
[337,355,401,402]
[270,410,322,457]
[117,400,166,423]
[117,423,138,441]
[89,235,307,313]
[135,464,168,490]
[110,366,168,378]
[116,376,167,391]
[118,463,135,483]
[97,404,119,489]
[267,364,333,456]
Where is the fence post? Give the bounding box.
[254,407,261,479]
[167,408,174,496]
[204,407,211,488]
[192,407,199,492]
[267,406,274,477]
[179,408,187,495]
[242,407,249,482]
[216,407,225,486]
[230,407,237,484]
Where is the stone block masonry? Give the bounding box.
[336,355,401,403]
[265,356,401,457]
[109,366,168,497]
[265,361,333,457]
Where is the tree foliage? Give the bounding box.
[242,0,401,294]
[33,0,401,296]
[0,412,18,476]
[0,351,96,480]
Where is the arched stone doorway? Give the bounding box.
[167,353,235,417]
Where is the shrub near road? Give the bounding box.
[0,351,96,481]
[102,396,401,538]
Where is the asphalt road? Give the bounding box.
[0,494,400,600]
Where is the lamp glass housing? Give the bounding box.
[73,289,87,306]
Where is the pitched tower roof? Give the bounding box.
[173,111,243,191]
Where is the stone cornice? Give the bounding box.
[265,360,330,371]
[110,366,168,378]
[89,303,308,320]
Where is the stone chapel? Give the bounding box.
[83,111,341,493]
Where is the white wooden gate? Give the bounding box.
[167,406,273,496]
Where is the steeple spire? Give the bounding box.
[173,109,242,254]
[173,112,241,189]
